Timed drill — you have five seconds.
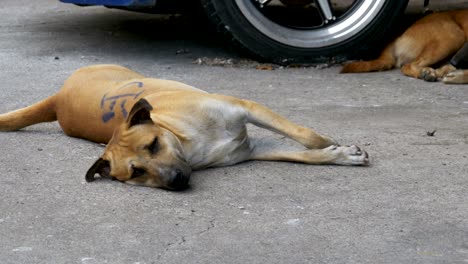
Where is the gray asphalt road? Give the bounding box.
[1,1,467,264]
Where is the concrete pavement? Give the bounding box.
[0,1,467,263]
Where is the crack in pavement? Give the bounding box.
[157,218,216,261]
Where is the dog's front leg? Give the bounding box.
[249,139,369,166]
[443,69,468,84]
[239,99,336,149]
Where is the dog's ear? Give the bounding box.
[86,158,110,182]
[127,98,154,128]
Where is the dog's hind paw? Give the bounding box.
[325,145,370,166]
[420,67,438,82]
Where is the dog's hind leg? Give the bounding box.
[238,99,337,149]
[401,45,460,81]
[249,138,369,166]
[400,31,464,81]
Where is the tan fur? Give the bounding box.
[0,65,369,190]
[341,10,468,83]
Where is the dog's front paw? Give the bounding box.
[443,70,468,84]
[325,145,369,166]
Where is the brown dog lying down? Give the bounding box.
[342,9,468,84]
[0,65,369,190]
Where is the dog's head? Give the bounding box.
[86,99,191,190]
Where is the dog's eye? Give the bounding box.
[131,167,146,179]
[147,137,159,154]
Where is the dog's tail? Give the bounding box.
[341,41,396,73]
[0,95,57,131]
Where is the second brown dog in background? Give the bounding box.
[341,9,468,84]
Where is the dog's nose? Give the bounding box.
[168,169,190,191]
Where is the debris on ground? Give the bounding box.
[426,129,437,136]
[193,57,335,70]
[193,57,238,66]
[175,48,190,55]
[255,64,275,70]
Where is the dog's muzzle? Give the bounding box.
[167,169,190,191]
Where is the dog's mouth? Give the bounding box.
[111,175,190,191]
[114,168,191,191]
[163,183,190,192]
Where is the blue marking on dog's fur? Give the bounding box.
[102,112,115,123]
[100,81,145,123]
[120,99,128,118]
